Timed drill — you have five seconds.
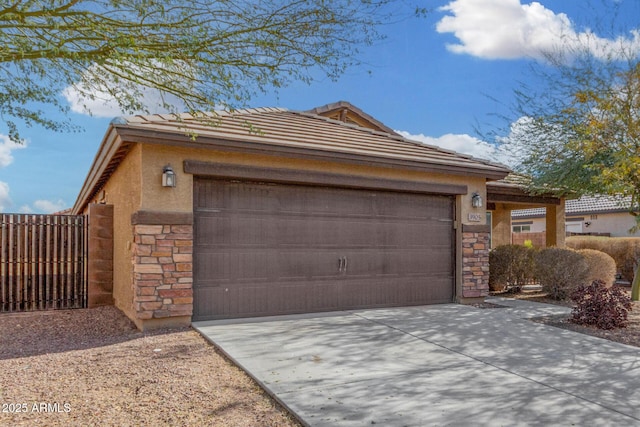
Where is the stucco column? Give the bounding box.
[491,204,512,248]
[87,203,114,307]
[545,199,565,247]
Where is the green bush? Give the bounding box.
[571,280,632,329]
[489,245,536,292]
[567,236,640,282]
[577,249,617,287]
[535,248,589,300]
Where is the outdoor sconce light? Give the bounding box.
[471,192,483,208]
[162,165,176,187]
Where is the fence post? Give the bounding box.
[87,204,114,308]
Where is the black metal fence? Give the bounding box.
[1,214,88,312]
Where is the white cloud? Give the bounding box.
[63,63,187,118]
[397,130,516,166]
[63,86,125,118]
[63,84,187,118]
[18,199,68,214]
[0,134,27,168]
[0,181,11,211]
[63,84,186,118]
[0,135,25,213]
[436,0,640,61]
[33,199,68,214]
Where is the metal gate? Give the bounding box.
[1,213,88,312]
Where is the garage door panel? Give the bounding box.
[278,217,376,248]
[193,179,455,320]
[340,249,451,278]
[195,214,274,247]
[194,277,454,318]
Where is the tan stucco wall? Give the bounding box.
[136,142,490,306]
[491,203,513,247]
[138,142,488,224]
[86,144,142,320]
[81,141,495,326]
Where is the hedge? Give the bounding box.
[566,236,640,282]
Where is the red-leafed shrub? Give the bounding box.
[570,280,633,330]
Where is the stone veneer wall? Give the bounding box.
[461,228,490,299]
[131,211,193,323]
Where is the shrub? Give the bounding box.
[577,249,617,287]
[570,280,633,329]
[567,236,640,282]
[535,248,589,300]
[489,245,536,292]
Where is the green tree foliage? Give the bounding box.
[0,0,416,141]
[502,38,640,216]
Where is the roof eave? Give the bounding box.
[71,124,131,215]
[73,119,511,213]
[115,126,510,180]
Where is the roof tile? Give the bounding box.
[117,108,510,176]
[512,195,631,218]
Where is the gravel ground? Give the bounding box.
[4,296,639,426]
[0,306,301,427]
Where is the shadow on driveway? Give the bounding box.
[195,302,640,426]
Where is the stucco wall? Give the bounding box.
[518,212,637,237]
[136,142,490,309]
[77,140,494,328]
[138,142,487,224]
[512,217,546,233]
[490,204,513,247]
[568,212,637,237]
[86,144,142,320]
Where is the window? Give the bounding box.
[513,225,531,233]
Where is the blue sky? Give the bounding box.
[1,0,639,213]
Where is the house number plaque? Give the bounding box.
[468,213,483,222]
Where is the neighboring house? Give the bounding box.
[72,101,560,330]
[512,195,637,237]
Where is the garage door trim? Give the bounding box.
[184,160,468,196]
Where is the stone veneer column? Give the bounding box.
[461,225,491,300]
[131,211,193,325]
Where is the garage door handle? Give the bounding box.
[338,256,348,273]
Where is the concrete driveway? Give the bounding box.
[194,298,640,426]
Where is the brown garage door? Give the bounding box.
[193,178,454,320]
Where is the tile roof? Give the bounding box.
[115,107,511,177]
[73,104,513,214]
[512,195,631,218]
[305,101,399,135]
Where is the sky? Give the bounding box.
[1,0,639,213]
